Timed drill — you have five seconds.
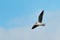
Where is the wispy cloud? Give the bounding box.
[0,26,60,40]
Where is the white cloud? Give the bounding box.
[52,28,60,40]
[0,27,60,40]
[0,27,8,40]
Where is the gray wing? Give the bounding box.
[38,10,44,22]
[32,25,39,29]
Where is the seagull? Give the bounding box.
[32,10,45,29]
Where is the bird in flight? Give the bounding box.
[32,10,45,29]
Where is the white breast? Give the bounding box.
[36,22,42,25]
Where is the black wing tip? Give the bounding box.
[32,27,35,29]
[32,25,39,29]
[32,26,36,29]
[42,10,44,13]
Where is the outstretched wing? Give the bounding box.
[32,25,39,29]
[38,10,44,22]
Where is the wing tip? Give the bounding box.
[32,27,35,29]
[42,10,44,13]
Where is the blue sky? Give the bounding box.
[0,0,60,29]
[0,0,60,40]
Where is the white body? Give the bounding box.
[36,22,45,26]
